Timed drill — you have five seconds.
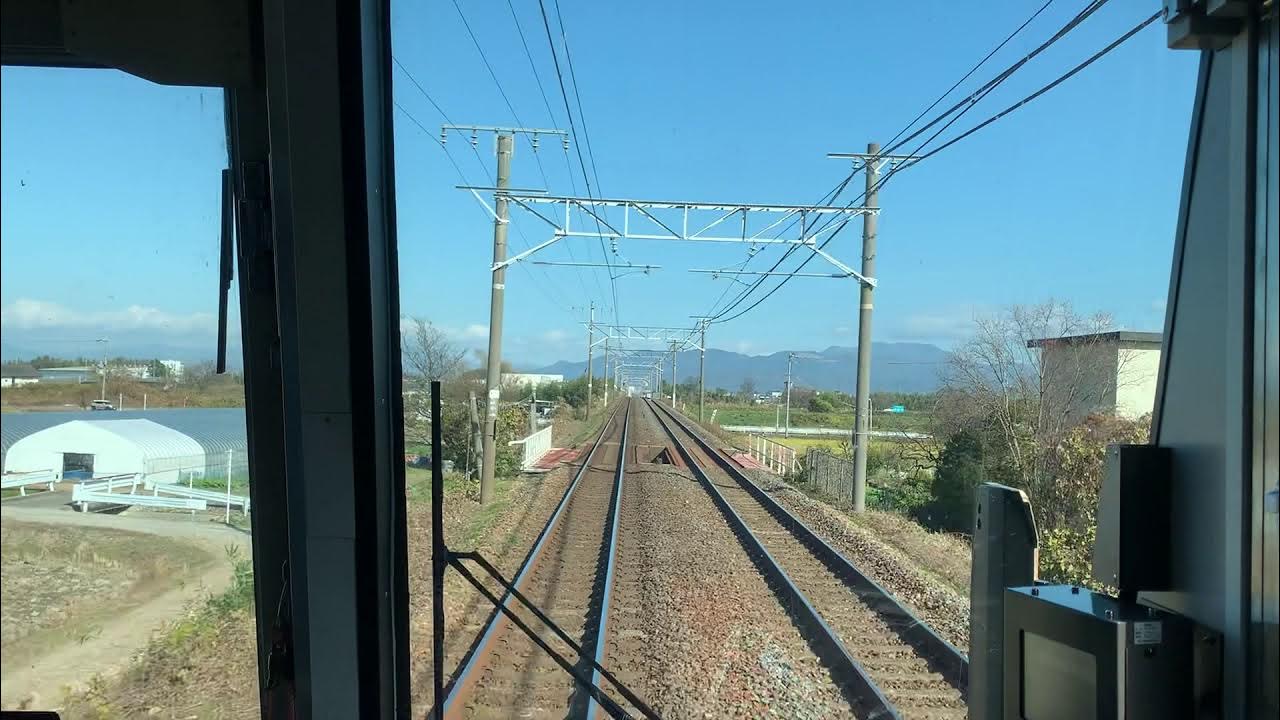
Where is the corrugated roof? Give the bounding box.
[1,408,246,462]
[1026,331,1163,348]
[74,419,205,460]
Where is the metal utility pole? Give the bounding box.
[784,352,796,437]
[585,302,595,419]
[851,141,880,512]
[479,133,513,506]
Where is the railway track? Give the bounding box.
[646,399,969,720]
[442,402,641,719]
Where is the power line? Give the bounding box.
[502,0,599,307]
[448,0,557,192]
[394,98,580,319]
[712,7,1160,325]
[540,0,620,324]
[506,0,560,129]
[884,0,1055,149]
[906,9,1162,166]
[705,0,1117,325]
[883,0,1111,155]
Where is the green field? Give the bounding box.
[711,404,931,433]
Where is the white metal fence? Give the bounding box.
[509,425,554,470]
[747,434,800,475]
[1,470,57,496]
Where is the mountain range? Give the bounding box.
[531,342,949,393]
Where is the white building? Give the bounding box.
[160,360,185,379]
[501,372,564,389]
[0,365,40,387]
[1027,331,1162,423]
[4,419,206,480]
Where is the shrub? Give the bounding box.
[1040,525,1099,588]
[921,429,984,532]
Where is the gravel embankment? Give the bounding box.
[743,474,972,652]
[664,408,972,653]
[606,402,850,718]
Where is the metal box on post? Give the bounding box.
[1003,585,1195,720]
[970,482,1039,720]
[1093,445,1173,591]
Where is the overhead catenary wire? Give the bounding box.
[447,0,557,194]
[539,0,621,325]
[503,0,598,303]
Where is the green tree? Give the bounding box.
[147,359,170,378]
[920,429,985,532]
[807,393,837,413]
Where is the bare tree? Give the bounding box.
[402,318,466,445]
[403,318,466,383]
[739,377,757,402]
[937,300,1116,525]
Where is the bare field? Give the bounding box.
[1,519,214,709]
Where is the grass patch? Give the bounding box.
[710,404,932,432]
[61,547,258,720]
[844,510,971,595]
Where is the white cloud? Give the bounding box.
[1,298,216,334]
[889,306,987,346]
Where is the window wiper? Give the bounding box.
[217,168,234,374]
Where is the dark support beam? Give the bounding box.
[1,0,253,86]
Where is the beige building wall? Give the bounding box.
[1040,342,1118,426]
[1114,345,1161,419]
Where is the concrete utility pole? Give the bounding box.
[585,302,595,420]
[96,337,109,401]
[468,391,483,480]
[602,338,610,406]
[784,352,796,437]
[670,342,678,406]
[851,142,880,512]
[529,385,538,436]
[479,133,513,506]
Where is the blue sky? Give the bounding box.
[1,1,1197,368]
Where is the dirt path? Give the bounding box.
[0,500,249,709]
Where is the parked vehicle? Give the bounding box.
[89,399,116,411]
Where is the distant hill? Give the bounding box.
[530,342,949,393]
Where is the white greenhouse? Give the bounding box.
[4,419,209,481]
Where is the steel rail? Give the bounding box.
[650,400,970,690]
[644,399,898,719]
[443,404,628,717]
[584,399,631,718]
